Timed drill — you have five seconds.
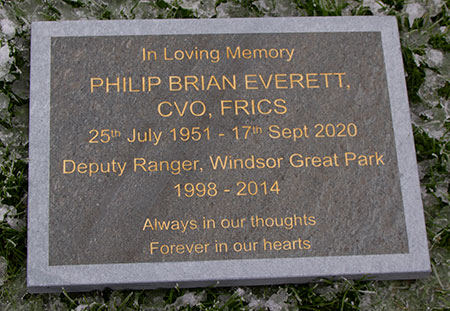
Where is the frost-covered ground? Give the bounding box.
[0,0,448,310]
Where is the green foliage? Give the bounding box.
[401,47,426,103]
[288,280,372,310]
[380,0,404,11]
[0,226,26,279]
[41,0,62,21]
[294,0,348,16]
[430,3,449,27]
[351,4,372,16]
[414,127,449,190]
[28,279,373,310]
[428,34,450,52]
[414,125,449,255]
[61,0,85,9]
[151,0,197,18]
[434,224,449,250]
[437,81,450,99]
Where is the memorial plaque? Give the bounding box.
[28,17,430,293]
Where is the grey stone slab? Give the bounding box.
[28,17,430,293]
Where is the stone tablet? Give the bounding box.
[28,17,430,293]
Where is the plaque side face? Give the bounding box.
[28,17,430,293]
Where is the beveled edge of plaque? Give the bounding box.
[28,16,430,293]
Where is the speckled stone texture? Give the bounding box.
[49,32,406,265]
[28,17,429,293]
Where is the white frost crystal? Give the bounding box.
[0,256,6,286]
[256,0,271,11]
[425,48,444,68]
[266,288,289,311]
[0,44,13,81]
[0,18,15,39]
[0,205,22,230]
[235,287,246,297]
[216,2,243,18]
[436,184,449,204]
[179,0,215,18]
[0,204,9,221]
[413,52,424,67]
[166,291,206,310]
[179,0,201,12]
[246,288,291,311]
[363,0,383,16]
[0,204,24,230]
[418,69,446,101]
[0,93,9,110]
[405,3,426,27]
